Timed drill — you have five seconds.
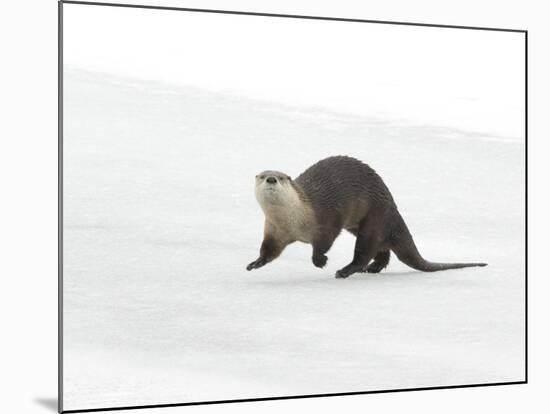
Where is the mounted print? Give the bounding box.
[59,1,527,412]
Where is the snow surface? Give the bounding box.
[63,4,525,138]
[62,69,525,410]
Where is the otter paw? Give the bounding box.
[312,254,328,268]
[246,258,266,271]
[366,263,384,273]
[335,269,351,279]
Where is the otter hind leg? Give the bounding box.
[364,250,390,273]
[336,228,382,279]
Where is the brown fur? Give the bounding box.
[247,156,487,278]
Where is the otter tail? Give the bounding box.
[390,213,487,272]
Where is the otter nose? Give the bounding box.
[266,176,277,184]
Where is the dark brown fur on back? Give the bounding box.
[294,156,395,232]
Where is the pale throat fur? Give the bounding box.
[255,177,316,244]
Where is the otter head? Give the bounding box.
[254,170,296,210]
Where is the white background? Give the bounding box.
[0,1,547,414]
[61,4,524,409]
[63,4,524,138]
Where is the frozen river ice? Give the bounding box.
[62,69,525,410]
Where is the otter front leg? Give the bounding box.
[312,250,328,268]
[311,228,340,268]
[246,237,285,271]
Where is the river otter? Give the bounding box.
[246,156,487,278]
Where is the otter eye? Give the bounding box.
[259,175,265,180]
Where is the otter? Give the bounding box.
[246,156,487,278]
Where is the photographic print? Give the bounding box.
[60,1,526,411]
